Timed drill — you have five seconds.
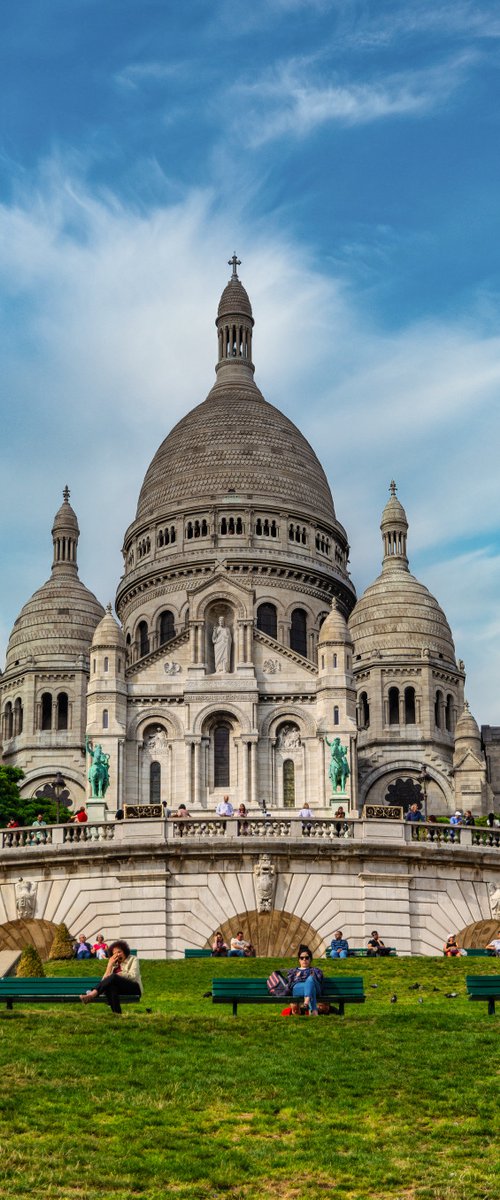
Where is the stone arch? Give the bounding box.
[359,758,453,810]
[455,919,500,949]
[193,702,250,737]
[19,766,86,803]
[205,909,324,958]
[128,708,183,740]
[0,918,60,960]
[262,706,317,739]
[194,588,249,623]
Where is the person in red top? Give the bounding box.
[74,807,88,823]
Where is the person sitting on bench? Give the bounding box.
[367,931,391,957]
[80,940,142,1014]
[285,945,323,1016]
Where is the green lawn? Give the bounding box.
[0,956,499,1200]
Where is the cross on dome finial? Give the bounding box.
[464,699,470,712]
[228,253,241,279]
[63,485,70,503]
[389,480,397,496]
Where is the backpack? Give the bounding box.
[266,970,289,998]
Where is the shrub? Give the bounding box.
[16,945,45,977]
[49,923,75,960]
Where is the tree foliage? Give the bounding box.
[16,945,45,978]
[0,766,66,827]
[49,923,75,961]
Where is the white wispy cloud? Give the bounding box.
[233,52,475,144]
[1,166,500,723]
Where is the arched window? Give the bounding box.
[333,653,337,668]
[57,692,68,731]
[159,610,175,645]
[290,608,307,657]
[138,621,149,658]
[41,692,52,731]
[104,656,109,673]
[445,694,454,732]
[102,709,109,729]
[257,603,277,640]
[435,690,443,728]
[360,692,370,729]
[256,518,262,535]
[283,760,295,808]
[150,761,161,804]
[13,698,23,736]
[404,687,416,724]
[4,702,13,740]
[333,706,339,725]
[388,687,399,725]
[214,724,230,788]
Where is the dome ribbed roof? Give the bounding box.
[135,260,337,527]
[136,376,336,525]
[318,602,351,645]
[5,490,104,670]
[454,703,481,749]
[348,570,456,663]
[348,484,455,664]
[217,277,253,320]
[91,605,125,649]
[6,576,105,668]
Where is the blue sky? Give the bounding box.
[1,0,500,723]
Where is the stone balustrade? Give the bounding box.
[2,817,499,853]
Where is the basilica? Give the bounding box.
[0,259,492,819]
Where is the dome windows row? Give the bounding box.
[125,602,323,665]
[2,692,71,738]
[2,698,23,740]
[356,686,457,732]
[125,514,347,569]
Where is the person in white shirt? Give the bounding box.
[229,931,249,957]
[486,937,500,956]
[299,802,314,834]
[216,795,234,817]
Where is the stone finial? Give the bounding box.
[106,602,113,614]
[63,485,70,503]
[389,480,397,496]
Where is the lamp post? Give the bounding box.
[35,773,71,823]
[418,763,431,816]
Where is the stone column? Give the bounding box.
[193,739,201,808]
[250,740,258,808]
[185,741,193,807]
[241,739,249,805]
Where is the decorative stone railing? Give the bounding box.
[410,824,462,845]
[1,817,499,853]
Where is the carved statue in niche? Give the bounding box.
[212,615,232,673]
[253,853,276,913]
[489,883,500,920]
[145,727,169,755]
[15,877,38,920]
[277,724,301,751]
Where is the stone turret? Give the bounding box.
[86,605,127,813]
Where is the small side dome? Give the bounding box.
[318,602,352,646]
[454,702,481,752]
[91,604,125,650]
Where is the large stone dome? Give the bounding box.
[5,490,104,670]
[349,484,456,665]
[136,376,336,526]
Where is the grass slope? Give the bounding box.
[0,957,499,1200]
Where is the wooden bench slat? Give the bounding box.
[0,977,140,1009]
[466,975,500,1016]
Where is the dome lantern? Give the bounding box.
[51,485,79,575]
[215,254,255,382]
[381,480,408,571]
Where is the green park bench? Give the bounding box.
[466,974,500,1016]
[212,976,365,1017]
[184,948,212,958]
[0,977,141,1010]
[325,947,397,958]
[464,948,494,957]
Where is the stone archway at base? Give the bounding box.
[205,910,323,958]
[456,919,500,949]
[0,919,59,960]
